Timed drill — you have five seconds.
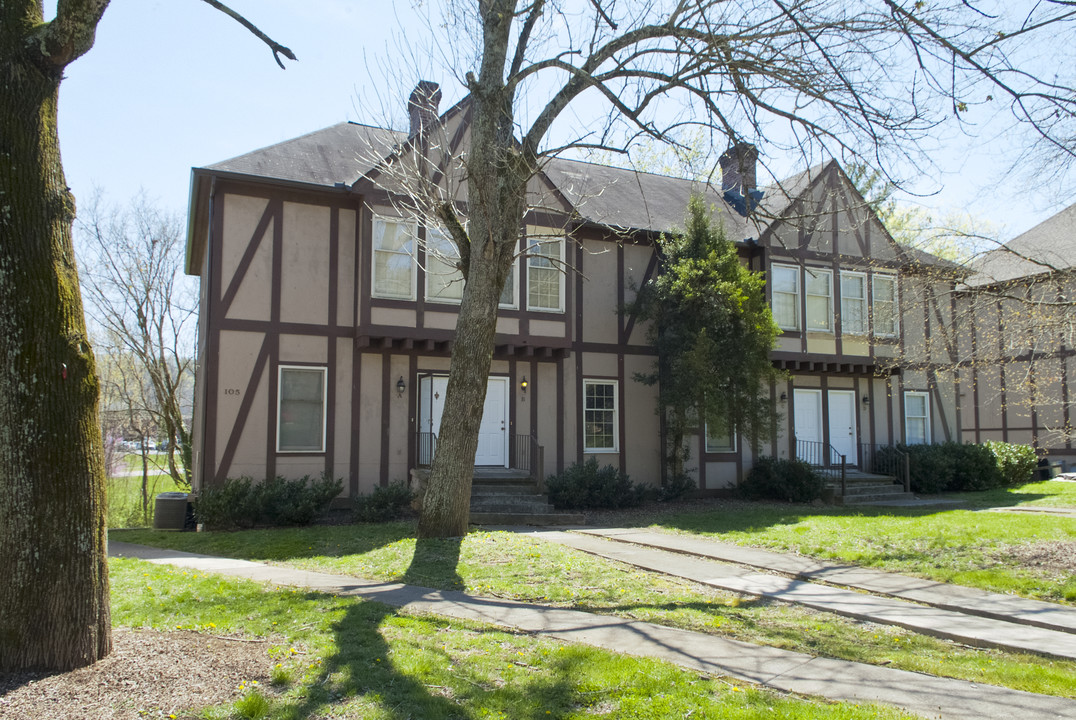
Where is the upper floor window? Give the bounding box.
[527,232,565,312]
[583,379,618,453]
[805,268,832,332]
[425,227,464,303]
[421,226,519,308]
[372,218,417,299]
[277,366,326,453]
[841,271,867,335]
[904,391,930,445]
[771,264,800,330]
[873,274,898,337]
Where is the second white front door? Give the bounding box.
[474,377,509,467]
[828,390,857,465]
[420,375,509,467]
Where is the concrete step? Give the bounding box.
[471,484,541,496]
[471,498,555,513]
[470,511,585,526]
[838,483,905,496]
[840,492,916,505]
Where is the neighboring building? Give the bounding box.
[956,200,1076,467]
[185,85,961,499]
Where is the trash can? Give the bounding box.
[154,492,189,530]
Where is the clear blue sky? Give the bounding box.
[52,1,1072,245]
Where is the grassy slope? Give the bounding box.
[647,483,1076,603]
[111,557,912,720]
[114,523,1076,699]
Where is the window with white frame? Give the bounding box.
[705,422,737,453]
[771,264,800,330]
[372,218,416,299]
[425,226,464,303]
[904,391,930,445]
[277,366,327,453]
[527,232,564,311]
[583,380,618,452]
[873,274,898,336]
[805,268,832,332]
[841,271,867,335]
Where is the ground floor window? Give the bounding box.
[278,366,327,452]
[904,391,930,445]
[583,379,618,452]
[705,422,736,453]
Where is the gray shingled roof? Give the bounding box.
[207,122,404,187]
[965,199,1076,287]
[541,157,760,240]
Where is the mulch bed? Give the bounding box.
[0,627,274,720]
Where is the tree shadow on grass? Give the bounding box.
[400,535,466,591]
[283,598,585,720]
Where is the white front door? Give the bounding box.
[474,377,509,466]
[828,390,857,465]
[420,375,508,467]
[793,389,823,445]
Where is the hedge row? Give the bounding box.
[194,474,342,529]
[876,441,1037,494]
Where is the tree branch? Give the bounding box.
[198,0,297,68]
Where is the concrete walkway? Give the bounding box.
[519,528,1076,661]
[109,540,1076,720]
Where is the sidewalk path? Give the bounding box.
[518,528,1076,661]
[109,540,1076,720]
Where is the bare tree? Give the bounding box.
[0,0,292,672]
[358,1,1076,537]
[79,194,197,490]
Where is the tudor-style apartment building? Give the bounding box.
[185,84,961,499]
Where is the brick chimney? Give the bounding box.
[408,81,442,139]
[720,143,761,215]
[720,143,758,197]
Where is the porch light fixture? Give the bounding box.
[779,392,787,402]
[520,376,528,393]
[862,395,870,406]
[396,376,406,397]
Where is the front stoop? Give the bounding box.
[470,473,585,525]
[824,471,915,506]
[410,468,585,525]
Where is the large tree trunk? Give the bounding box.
[0,3,112,670]
[418,3,531,537]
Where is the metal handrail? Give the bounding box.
[795,439,847,496]
[416,432,437,468]
[861,442,911,493]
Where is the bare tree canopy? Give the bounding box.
[78,193,197,491]
[386,0,1076,536]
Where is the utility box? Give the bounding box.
[154,492,189,530]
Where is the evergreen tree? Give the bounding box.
[634,196,782,481]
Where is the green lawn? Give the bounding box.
[643,481,1076,603]
[111,557,912,719]
[114,524,1076,699]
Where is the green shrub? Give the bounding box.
[885,441,1033,494]
[985,441,1038,485]
[194,474,341,529]
[738,456,825,503]
[256,474,343,525]
[354,481,415,522]
[193,476,255,529]
[949,442,1002,491]
[658,472,697,502]
[546,458,648,509]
